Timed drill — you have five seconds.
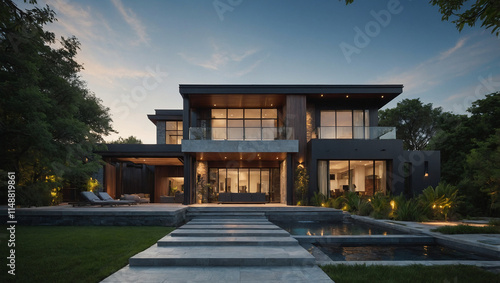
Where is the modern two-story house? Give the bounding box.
[99,84,440,205]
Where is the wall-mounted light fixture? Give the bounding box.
[424,161,429,177]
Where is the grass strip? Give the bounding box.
[432,225,500,234]
[1,226,174,283]
[321,264,500,283]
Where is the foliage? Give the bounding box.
[109,135,142,144]
[370,193,392,219]
[466,129,500,215]
[321,264,500,283]
[0,1,114,206]
[326,196,344,209]
[295,165,309,205]
[311,191,326,206]
[378,98,443,150]
[342,0,500,36]
[430,0,500,36]
[343,191,360,212]
[419,183,461,221]
[0,226,174,283]
[432,224,500,234]
[392,195,426,222]
[357,198,373,216]
[489,218,500,226]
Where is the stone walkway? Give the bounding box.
[101,213,333,282]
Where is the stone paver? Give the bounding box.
[101,215,333,282]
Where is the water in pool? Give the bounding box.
[273,221,403,236]
[316,244,498,261]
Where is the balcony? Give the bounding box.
[183,127,298,153]
[316,126,396,140]
[188,127,294,141]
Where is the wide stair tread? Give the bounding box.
[129,245,315,266]
[157,235,299,246]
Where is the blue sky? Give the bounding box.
[29,0,500,143]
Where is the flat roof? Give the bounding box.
[179,84,403,96]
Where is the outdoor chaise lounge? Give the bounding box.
[98,192,136,205]
[78,191,132,206]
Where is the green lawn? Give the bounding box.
[321,264,500,283]
[432,225,500,234]
[1,226,174,283]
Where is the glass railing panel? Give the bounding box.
[317,127,396,140]
[188,127,293,140]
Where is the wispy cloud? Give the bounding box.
[369,34,499,95]
[179,41,262,76]
[110,0,149,45]
[439,37,468,60]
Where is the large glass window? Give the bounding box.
[319,110,370,139]
[326,160,387,197]
[210,168,278,202]
[210,109,278,140]
[166,121,183,144]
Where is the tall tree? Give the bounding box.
[0,0,114,205]
[342,0,500,36]
[110,136,143,144]
[379,98,443,150]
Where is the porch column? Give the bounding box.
[183,154,194,205]
[286,153,294,205]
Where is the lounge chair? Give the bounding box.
[98,192,136,205]
[79,191,131,206]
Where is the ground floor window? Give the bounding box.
[318,160,387,198]
[208,167,280,202]
[167,177,184,195]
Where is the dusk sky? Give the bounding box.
[27,0,500,143]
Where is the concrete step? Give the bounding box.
[129,245,315,267]
[157,235,299,246]
[179,224,282,230]
[188,213,266,218]
[170,229,290,237]
[186,221,274,225]
[189,218,269,223]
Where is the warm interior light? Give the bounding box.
[425,172,429,177]
[346,95,349,98]
[381,95,384,98]
[320,94,324,97]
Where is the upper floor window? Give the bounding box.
[166,121,183,144]
[320,110,369,139]
[211,109,278,140]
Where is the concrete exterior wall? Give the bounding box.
[156,121,166,144]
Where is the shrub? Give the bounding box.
[419,183,462,221]
[393,195,426,222]
[357,198,373,216]
[343,191,360,212]
[326,196,345,209]
[370,192,391,219]
[311,191,327,206]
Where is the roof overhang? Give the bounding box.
[179,84,403,109]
